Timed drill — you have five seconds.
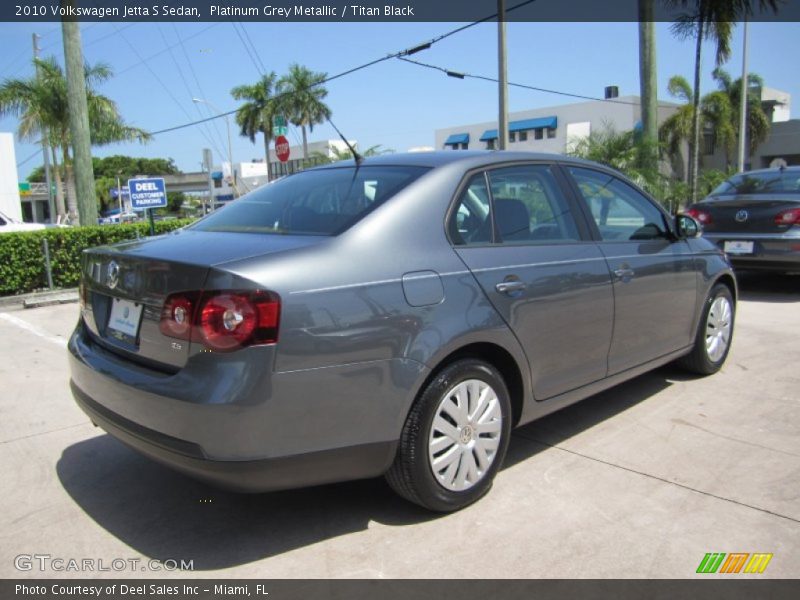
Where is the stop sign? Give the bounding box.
[275,135,290,163]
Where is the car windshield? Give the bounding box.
[709,170,800,196]
[190,165,430,235]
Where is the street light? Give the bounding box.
[192,97,235,198]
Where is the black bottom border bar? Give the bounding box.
[4,580,800,600]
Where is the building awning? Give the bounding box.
[480,129,498,141]
[444,133,470,145]
[509,116,557,132]
[211,171,224,180]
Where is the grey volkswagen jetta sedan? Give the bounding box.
[69,151,736,512]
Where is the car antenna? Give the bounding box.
[328,118,363,165]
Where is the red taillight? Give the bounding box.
[159,290,280,352]
[685,207,713,225]
[775,207,800,226]
[159,294,196,340]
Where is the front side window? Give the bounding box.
[191,166,429,236]
[568,167,668,241]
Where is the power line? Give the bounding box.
[170,22,229,160]
[144,0,543,138]
[238,22,268,75]
[116,23,221,76]
[230,21,263,76]
[16,149,41,169]
[156,25,228,163]
[397,56,680,109]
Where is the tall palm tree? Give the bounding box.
[659,76,694,176]
[0,57,148,222]
[277,64,331,160]
[667,0,779,202]
[711,67,770,161]
[231,72,279,181]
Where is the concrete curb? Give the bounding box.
[0,288,79,309]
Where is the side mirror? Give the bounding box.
[675,214,702,239]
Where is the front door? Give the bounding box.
[564,166,698,375]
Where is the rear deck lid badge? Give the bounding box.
[107,261,120,289]
[735,210,749,222]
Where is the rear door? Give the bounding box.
[564,166,698,375]
[451,162,614,401]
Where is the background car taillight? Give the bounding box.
[685,207,713,225]
[774,207,800,227]
[159,290,280,352]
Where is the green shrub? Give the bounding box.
[0,219,195,296]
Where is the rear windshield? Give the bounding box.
[709,171,800,196]
[190,165,429,235]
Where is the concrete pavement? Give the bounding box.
[0,272,798,578]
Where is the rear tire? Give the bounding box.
[386,359,512,512]
[677,283,735,375]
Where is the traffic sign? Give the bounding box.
[272,115,287,137]
[275,135,290,163]
[128,177,167,211]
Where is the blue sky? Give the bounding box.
[2,20,798,180]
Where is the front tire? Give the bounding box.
[386,359,512,512]
[677,283,735,375]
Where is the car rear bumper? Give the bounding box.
[68,318,424,491]
[703,232,800,272]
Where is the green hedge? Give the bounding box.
[0,219,196,296]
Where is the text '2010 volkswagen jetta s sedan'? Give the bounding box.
[69,151,736,512]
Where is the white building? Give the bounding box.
[435,93,678,154]
[0,133,22,221]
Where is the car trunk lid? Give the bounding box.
[81,229,325,370]
[698,195,799,234]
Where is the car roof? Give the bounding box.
[310,150,604,171]
[730,166,800,177]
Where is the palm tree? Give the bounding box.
[659,75,695,177]
[711,67,770,162]
[0,57,149,222]
[667,0,778,203]
[277,64,331,160]
[310,143,393,165]
[231,72,279,181]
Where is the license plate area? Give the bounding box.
[107,298,143,345]
[724,240,754,255]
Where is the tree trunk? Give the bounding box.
[62,143,78,223]
[638,0,659,175]
[50,145,67,221]
[263,129,272,182]
[689,20,704,204]
[301,125,308,162]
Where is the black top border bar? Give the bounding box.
[5,0,800,23]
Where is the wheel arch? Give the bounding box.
[415,342,526,428]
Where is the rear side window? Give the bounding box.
[568,167,668,241]
[488,165,580,244]
[191,166,429,235]
[450,165,580,245]
[710,171,800,195]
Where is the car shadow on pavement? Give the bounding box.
[736,271,800,303]
[57,366,677,571]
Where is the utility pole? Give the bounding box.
[62,3,97,226]
[497,0,509,150]
[737,19,749,172]
[638,0,658,173]
[32,33,55,223]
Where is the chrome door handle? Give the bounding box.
[614,268,635,280]
[495,280,527,294]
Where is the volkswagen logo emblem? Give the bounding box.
[735,210,749,223]
[107,261,120,289]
